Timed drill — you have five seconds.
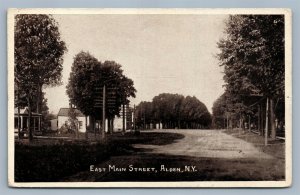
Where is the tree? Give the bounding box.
[66,52,136,135]
[68,106,79,139]
[66,52,100,117]
[217,15,285,139]
[135,101,153,129]
[136,93,211,129]
[15,14,67,141]
[179,96,211,129]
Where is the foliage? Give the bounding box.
[135,93,211,129]
[15,14,67,114]
[68,107,79,136]
[66,51,136,119]
[214,15,285,133]
[217,15,284,97]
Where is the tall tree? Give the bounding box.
[15,14,66,113]
[66,52,100,117]
[66,52,136,134]
[15,14,67,140]
[217,15,284,139]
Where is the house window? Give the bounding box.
[78,121,83,129]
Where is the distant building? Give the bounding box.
[57,108,89,133]
[55,105,133,133]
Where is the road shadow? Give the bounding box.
[110,131,185,146]
[14,131,185,182]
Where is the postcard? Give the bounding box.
[7,8,292,188]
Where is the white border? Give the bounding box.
[7,8,292,188]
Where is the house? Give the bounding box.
[56,105,133,133]
[14,107,42,137]
[57,108,88,133]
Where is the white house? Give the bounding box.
[57,108,89,133]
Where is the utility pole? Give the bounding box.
[102,85,106,140]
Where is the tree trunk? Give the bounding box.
[91,116,96,139]
[85,116,88,140]
[122,104,125,133]
[112,117,114,134]
[36,84,42,113]
[17,105,21,140]
[270,97,276,139]
[76,121,79,139]
[261,103,264,136]
[102,85,106,140]
[248,115,251,132]
[226,114,229,129]
[108,117,111,134]
[265,98,269,146]
[257,104,261,133]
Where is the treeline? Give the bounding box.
[212,15,285,139]
[135,93,212,129]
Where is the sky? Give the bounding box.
[44,14,228,114]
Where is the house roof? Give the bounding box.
[14,107,41,116]
[57,108,85,117]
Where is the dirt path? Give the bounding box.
[133,129,273,159]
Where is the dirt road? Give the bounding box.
[63,129,284,182]
[134,129,273,159]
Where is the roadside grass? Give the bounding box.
[223,128,285,159]
[14,131,184,182]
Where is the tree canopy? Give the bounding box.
[15,14,66,90]
[66,51,136,119]
[214,15,285,138]
[135,93,211,129]
[217,15,284,97]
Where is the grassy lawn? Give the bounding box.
[14,131,184,182]
[223,128,285,159]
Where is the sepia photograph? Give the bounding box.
[7,9,292,188]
